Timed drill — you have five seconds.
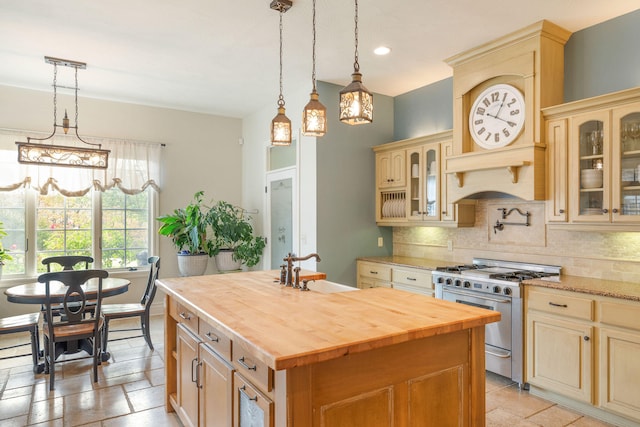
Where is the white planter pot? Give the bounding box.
[177,253,209,277]
[214,250,242,272]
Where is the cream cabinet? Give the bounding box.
[376,149,406,189]
[543,88,640,227]
[357,260,434,296]
[598,300,640,421]
[374,132,475,227]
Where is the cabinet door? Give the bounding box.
[200,343,234,427]
[526,312,593,403]
[598,327,640,421]
[546,118,568,222]
[569,110,611,223]
[611,104,640,223]
[390,150,406,187]
[233,373,273,427]
[440,140,456,222]
[376,150,406,189]
[177,324,201,427]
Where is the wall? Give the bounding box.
[394,78,453,141]
[0,85,242,316]
[316,82,394,285]
[390,11,640,282]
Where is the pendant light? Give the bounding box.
[270,1,293,146]
[16,56,110,169]
[302,0,327,137]
[339,0,373,125]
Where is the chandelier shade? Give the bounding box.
[270,2,292,146]
[339,0,373,125]
[15,56,110,169]
[302,0,327,137]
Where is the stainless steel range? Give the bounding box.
[433,258,561,386]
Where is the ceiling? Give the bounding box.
[1,1,638,118]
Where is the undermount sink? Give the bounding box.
[305,280,359,294]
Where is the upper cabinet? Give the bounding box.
[543,87,640,229]
[373,132,475,227]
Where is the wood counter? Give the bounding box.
[157,270,500,427]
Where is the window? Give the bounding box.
[0,187,155,278]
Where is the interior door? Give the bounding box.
[267,172,295,269]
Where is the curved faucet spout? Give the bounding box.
[282,253,321,287]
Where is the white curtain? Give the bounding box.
[0,129,162,195]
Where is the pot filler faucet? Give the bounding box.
[281,253,321,289]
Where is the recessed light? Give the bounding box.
[374,46,391,56]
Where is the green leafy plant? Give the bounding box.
[157,191,215,256]
[208,201,266,267]
[0,221,13,266]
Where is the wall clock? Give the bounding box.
[468,83,525,150]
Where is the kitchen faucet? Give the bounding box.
[282,253,321,288]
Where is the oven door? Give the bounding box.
[441,287,513,377]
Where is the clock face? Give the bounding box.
[468,83,525,149]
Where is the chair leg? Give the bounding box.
[102,318,110,354]
[47,336,55,391]
[93,331,99,383]
[142,314,154,351]
[29,325,42,374]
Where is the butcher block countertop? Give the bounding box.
[156,270,500,371]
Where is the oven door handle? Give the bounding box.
[444,289,511,304]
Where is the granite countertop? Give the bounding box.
[524,275,640,302]
[357,256,450,271]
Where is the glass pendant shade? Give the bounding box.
[339,71,373,125]
[302,90,327,136]
[271,105,292,146]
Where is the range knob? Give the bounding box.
[492,285,501,294]
[503,287,512,296]
[445,278,453,285]
[437,277,445,284]
[454,279,462,287]
[463,281,471,288]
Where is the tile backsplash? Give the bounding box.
[393,198,640,283]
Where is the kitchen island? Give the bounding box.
[157,270,500,427]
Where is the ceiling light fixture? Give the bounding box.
[374,46,391,56]
[270,0,293,146]
[339,0,373,125]
[302,0,327,137]
[15,56,110,169]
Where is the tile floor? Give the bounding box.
[0,315,617,426]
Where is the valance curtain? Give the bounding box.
[0,129,162,196]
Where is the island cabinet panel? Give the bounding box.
[176,324,201,427]
[200,344,234,427]
[234,373,273,427]
[286,329,477,426]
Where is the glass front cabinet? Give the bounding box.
[407,143,440,222]
[557,90,640,226]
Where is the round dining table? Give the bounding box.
[4,277,130,367]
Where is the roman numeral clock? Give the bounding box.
[443,20,571,201]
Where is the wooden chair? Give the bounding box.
[42,255,95,318]
[0,312,43,373]
[39,269,108,390]
[101,256,160,352]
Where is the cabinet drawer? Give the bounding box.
[358,261,392,281]
[199,318,232,362]
[392,267,432,289]
[232,338,273,393]
[599,300,640,331]
[393,283,434,297]
[173,301,199,332]
[527,288,594,321]
[234,372,273,427]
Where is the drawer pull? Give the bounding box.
[205,331,219,342]
[406,277,416,281]
[191,358,199,383]
[238,356,257,371]
[179,312,192,320]
[584,336,590,341]
[369,271,378,275]
[548,302,568,308]
[239,385,258,401]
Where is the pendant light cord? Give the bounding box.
[311,0,317,92]
[353,0,360,73]
[278,10,285,107]
[53,63,58,127]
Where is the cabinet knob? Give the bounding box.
[559,209,565,214]
[602,208,609,214]
[612,208,619,213]
[584,336,590,341]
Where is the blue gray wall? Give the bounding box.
[316,81,394,286]
[393,10,640,139]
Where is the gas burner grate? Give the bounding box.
[435,264,483,273]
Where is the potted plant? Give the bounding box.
[0,221,13,279]
[208,201,266,271]
[157,191,214,276]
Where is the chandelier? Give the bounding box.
[270,0,293,146]
[339,0,373,125]
[302,0,327,137]
[15,56,110,169]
